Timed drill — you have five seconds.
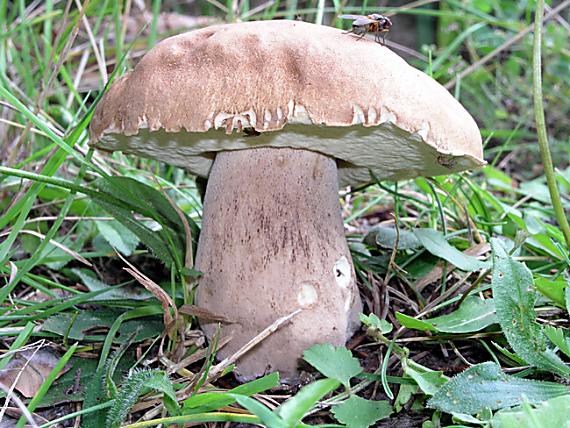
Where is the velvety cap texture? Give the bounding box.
[90,20,484,186]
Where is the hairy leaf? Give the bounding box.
[106,369,178,428]
[492,395,570,428]
[95,220,140,256]
[428,362,569,414]
[491,239,570,377]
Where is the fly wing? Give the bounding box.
[351,16,375,25]
[339,14,375,24]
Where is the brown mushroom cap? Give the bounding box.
[89,20,484,186]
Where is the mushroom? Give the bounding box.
[89,20,484,380]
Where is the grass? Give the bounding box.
[1,0,570,427]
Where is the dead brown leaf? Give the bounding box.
[116,252,179,337]
[179,304,235,324]
[0,346,68,398]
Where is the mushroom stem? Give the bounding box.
[195,147,362,380]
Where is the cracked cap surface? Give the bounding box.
[90,19,484,186]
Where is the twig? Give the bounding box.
[206,309,302,382]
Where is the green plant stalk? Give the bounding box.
[120,412,262,428]
[365,326,409,360]
[533,0,570,249]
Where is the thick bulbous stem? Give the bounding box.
[195,147,362,380]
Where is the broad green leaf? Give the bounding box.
[233,395,287,428]
[332,395,392,428]
[49,353,133,408]
[414,229,490,271]
[277,378,340,425]
[91,176,197,268]
[428,362,569,415]
[303,344,362,387]
[95,220,140,256]
[397,297,497,334]
[364,226,422,250]
[94,198,177,267]
[72,268,152,301]
[107,369,179,428]
[394,383,417,412]
[491,239,570,377]
[183,372,280,413]
[491,341,528,365]
[492,395,570,428]
[403,359,447,396]
[527,233,566,260]
[519,179,551,204]
[42,309,163,343]
[544,326,570,358]
[395,313,437,332]
[360,313,393,334]
[94,176,196,238]
[428,296,497,333]
[534,276,566,307]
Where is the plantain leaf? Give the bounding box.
[491,239,570,377]
[428,296,497,333]
[414,228,490,271]
[492,395,570,428]
[364,226,422,250]
[428,362,569,414]
[233,395,287,428]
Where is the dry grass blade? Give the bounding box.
[0,230,92,267]
[179,304,235,324]
[0,383,38,428]
[116,251,178,335]
[206,308,303,382]
[166,336,233,376]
